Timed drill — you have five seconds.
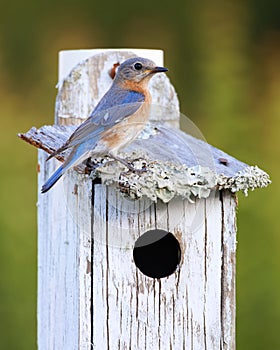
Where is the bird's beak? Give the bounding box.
[150,66,168,74]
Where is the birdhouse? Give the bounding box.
[19,49,270,349]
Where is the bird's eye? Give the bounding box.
[134,62,142,70]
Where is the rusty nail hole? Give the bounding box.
[109,62,120,79]
[219,157,228,166]
[86,258,91,274]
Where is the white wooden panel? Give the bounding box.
[37,150,92,349]
[90,187,236,349]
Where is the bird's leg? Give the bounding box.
[84,157,108,174]
[108,153,148,173]
[123,156,147,163]
[85,157,95,172]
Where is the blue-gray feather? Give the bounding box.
[58,90,144,149]
[94,88,144,113]
[41,143,88,193]
[41,165,63,193]
[47,90,144,158]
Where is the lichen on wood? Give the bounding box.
[217,165,271,195]
[91,155,271,203]
[93,157,217,203]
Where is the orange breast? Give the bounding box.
[101,101,151,152]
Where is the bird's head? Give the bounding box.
[114,57,168,84]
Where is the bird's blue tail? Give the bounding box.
[41,165,64,193]
[41,143,88,193]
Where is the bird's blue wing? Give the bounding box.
[91,88,145,125]
[52,89,145,154]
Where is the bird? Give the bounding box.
[41,57,168,193]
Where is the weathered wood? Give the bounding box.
[220,191,237,350]
[19,125,75,160]
[37,49,239,350]
[19,122,271,203]
[37,151,92,349]
[38,170,237,349]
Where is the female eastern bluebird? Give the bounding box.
[41,57,168,193]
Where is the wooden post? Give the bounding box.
[37,49,237,349]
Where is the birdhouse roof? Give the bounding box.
[19,122,271,203]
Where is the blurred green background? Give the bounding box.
[1,0,279,349]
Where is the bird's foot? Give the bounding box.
[84,157,99,174]
[110,154,149,174]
